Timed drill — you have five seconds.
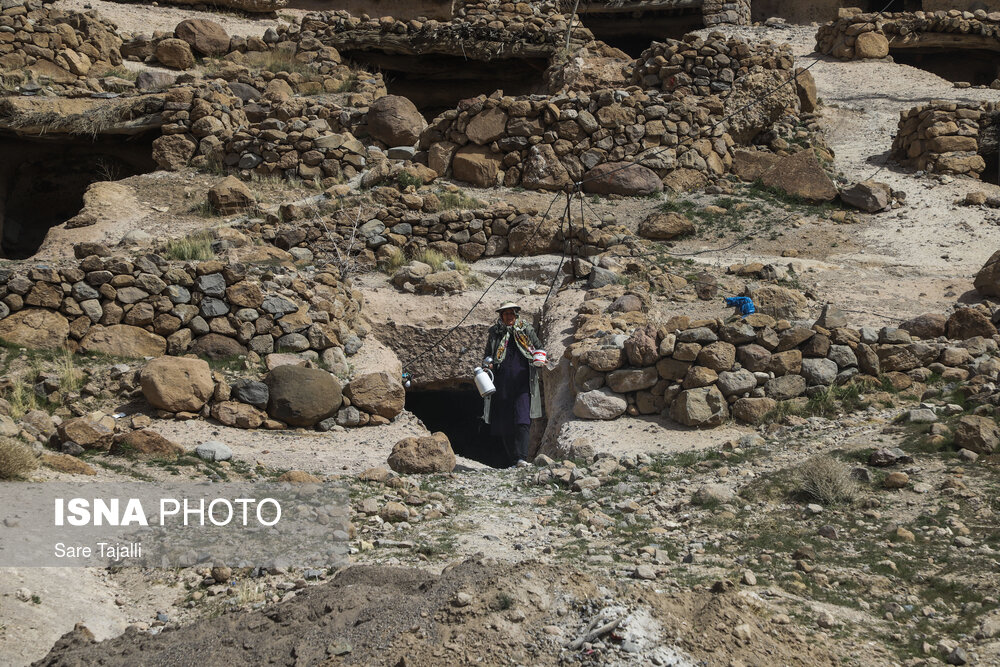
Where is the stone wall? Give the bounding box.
[297,2,594,61]
[0,1,123,86]
[816,9,1000,61]
[0,253,365,365]
[250,196,631,267]
[629,34,794,96]
[891,100,991,177]
[567,305,1000,426]
[418,88,736,190]
[702,0,751,26]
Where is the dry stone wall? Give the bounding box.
[892,101,992,177]
[297,2,594,60]
[0,1,123,88]
[630,34,794,96]
[567,305,1000,426]
[702,0,751,26]
[419,88,736,190]
[816,9,1000,61]
[249,196,631,267]
[0,253,366,365]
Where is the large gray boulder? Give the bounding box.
[265,366,343,427]
[366,95,427,146]
[573,388,627,420]
[669,386,728,427]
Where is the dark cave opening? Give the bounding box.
[580,8,704,58]
[342,51,550,118]
[978,111,1000,185]
[891,48,1000,86]
[405,387,513,468]
[0,133,156,259]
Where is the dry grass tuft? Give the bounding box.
[0,437,37,480]
[794,455,860,505]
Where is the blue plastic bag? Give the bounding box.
[724,296,756,318]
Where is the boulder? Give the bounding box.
[208,176,255,214]
[746,284,808,320]
[344,371,405,419]
[140,357,215,412]
[900,313,947,340]
[111,430,185,460]
[606,367,658,393]
[0,309,69,350]
[669,386,728,427]
[136,71,177,91]
[230,380,268,408]
[954,415,1000,454]
[717,369,756,396]
[152,134,197,171]
[733,150,781,182]
[387,432,455,474]
[573,388,627,420]
[840,180,891,213]
[465,107,508,145]
[760,150,837,203]
[521,144,572,190]
[733,397,777,424]
[624,329,658,367]
[801,357,838,386]
[41,453,96,476]
[195,440,233,461]
[81,325,166,358]
[582,162,663,197]
[154,38,195,70]
[765,375,806,400]
[974,249,1000,297]
[57,417,113,451]
[452,146,501,187]
[697,341,736,372]
[265,365,343,427]
[725,68,800,144]
[795,68,817,113]
[946,308,996,340]
[190,333,248,359]
[854,31,889,59]
[174,19,230,56]
[366,95,426,146]
[211,401,265,429]
[638,212,694,240]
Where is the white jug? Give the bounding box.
[474,366,496,397]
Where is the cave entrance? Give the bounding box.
[405,387,513,468]
[978,110,1000,185]
[341,51,549,118]
[891,48,1000,86]
[580,8,704,57]
[0,133,155,258]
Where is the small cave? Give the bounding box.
[0,133,156,259]
[890,48,1000,86]
[580,8,705,57]
[341,51,549,117]
[405,387,514,468]
[978,110,1000,184]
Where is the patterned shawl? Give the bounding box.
[494,317,535,364]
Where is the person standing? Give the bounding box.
[482,302,543,465]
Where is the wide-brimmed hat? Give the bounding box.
[496,301,521,313]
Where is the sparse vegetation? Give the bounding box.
[97,66,139,82]
[164,231,215,261]
[794,455,860,505]
[0,436,37,480]
[436,189,484,210]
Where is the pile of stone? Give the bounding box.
[139,358,405,431]
[630,34,793,96]
[151,81,375,185]
[567,299,1000,427]
[0,1,123,88]
[246,196,631,266]
[419,88,736,190]
[891,101,990,177]
[816,9,1000,61]
[297,2,594,62]
[0,252,365,363]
